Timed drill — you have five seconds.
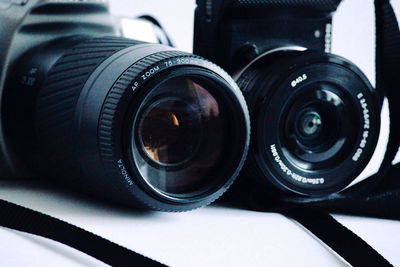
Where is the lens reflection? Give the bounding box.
[140,98,202,165]
[281,82,357,170]
[133,76,228,196]
[298,111,322,137]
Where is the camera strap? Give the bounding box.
[0,198,166,267]
[0,0,399,266]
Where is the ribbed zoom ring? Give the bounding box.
[35,37,143,179]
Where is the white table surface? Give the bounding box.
[1,180,400,267]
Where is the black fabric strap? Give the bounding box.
[283,210,392,266]
[136,15,175,47]
[366,0,400,193]
[0,199,166,267]
[231,0,341,12]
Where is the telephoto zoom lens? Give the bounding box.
[236,50,380,196]
[3,37,250,211]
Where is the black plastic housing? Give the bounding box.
[0,1,251,211]
[194,0,340,73]
[194,0,382,197]
[238,51,380,196]
[0,0,117,178]
[3,36,250,211]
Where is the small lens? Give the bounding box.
[237,50,380,196]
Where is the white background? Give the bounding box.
[1,0,400,266]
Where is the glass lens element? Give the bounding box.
[281,82,357,170]
[298,111,322,137]
[132,76,228,197]
[139,98,202,165]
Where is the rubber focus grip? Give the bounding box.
[35,36,142,180]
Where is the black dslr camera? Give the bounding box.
[194,0,381,196]
[0,0,251,211]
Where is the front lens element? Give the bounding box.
[282,83,357,169]
[139,97,203,165]
[298,110,322,137]
[132,75,231,197]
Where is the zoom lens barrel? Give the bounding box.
[3,36,250,211]
[237,50,380,196]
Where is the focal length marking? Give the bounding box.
[131,57,206,91]
[270,144,325,185]
[352,93,371,162]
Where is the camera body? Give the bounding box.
[194,0,337,74]
[0,0,250,211]
[195,0,381,196]
[0,0,118,178]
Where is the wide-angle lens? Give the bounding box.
[237,50,380,196]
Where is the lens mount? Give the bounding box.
[238,50,380,196]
